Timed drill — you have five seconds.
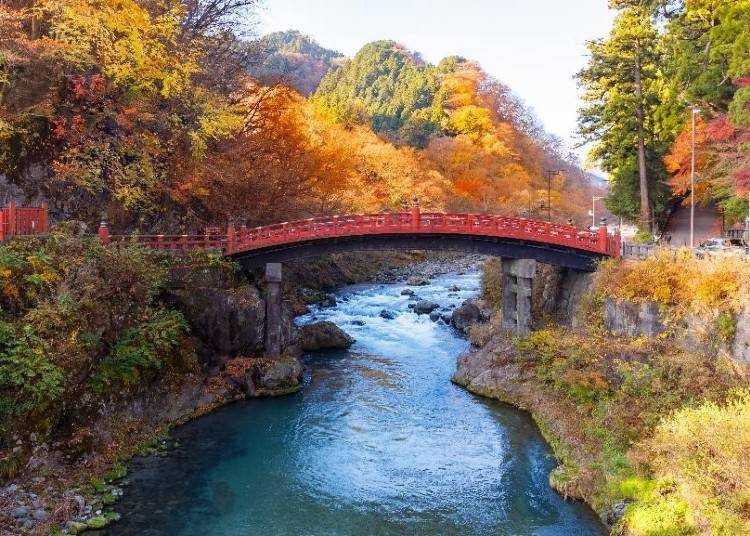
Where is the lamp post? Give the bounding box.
[544,170,563,222]
[690,107,700,248]
[592,196,604,229]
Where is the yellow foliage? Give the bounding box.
[43,0,197,97]
[596,251,749,314]
[642,390,750,534]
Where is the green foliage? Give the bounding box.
[0,322,63,423]
[313,41,444,144]
[91,309,190,392]
[577,5,673,226]
[633,230,656,244]
[0,229,196,442]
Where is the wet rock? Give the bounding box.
[407,276,431,286]
[244,356,304,397]
[449,285,461,292]
[32,509,49,522]
[452,301,482,333]
[414,300,439,315]
[407,303,416,309]
[301,321,355,351]
[429,311,441,322]
[401,288,415,296]
[300,288,326,304]
[441,314,452,325]
[319,294,337,308]
[165,285,299,367]
[351,320,366,326]
[379,310,397,320]
[12,505,30,518]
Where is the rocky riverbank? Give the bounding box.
[0,250,485,535]
[452,254,750,535]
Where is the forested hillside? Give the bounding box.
[0,1,595,234]
[249,30,344,95]
[578,0,750,229]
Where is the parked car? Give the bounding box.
[697,238,746,257]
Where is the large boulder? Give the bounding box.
[165,285,300,368]
[407,276,431,286]
[413,300,439,315]
[452,301,482,333]
[604,299,665,338]
[301,321,355,351]
[244,356,303,397]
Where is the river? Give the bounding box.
[108,271,605,535]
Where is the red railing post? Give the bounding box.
[181,234,188,250]
[6,200,16,238]
[411,198,420,230]
[598,225,608,254]
[98,219,110,246]
[40,202,48,233]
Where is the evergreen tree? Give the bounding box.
[577,6,669,229]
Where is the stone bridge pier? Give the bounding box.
[501,259,536,335]
[264,263,283,358]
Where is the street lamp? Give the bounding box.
[592,196,604,229]
[544,170,563,222]
[690,107,700,248]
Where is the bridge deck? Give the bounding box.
[100,212,621,264]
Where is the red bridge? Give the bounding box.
[99,206,620,272]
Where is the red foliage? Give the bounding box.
[706,116,736,142]
[733,169,750,194]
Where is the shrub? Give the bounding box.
[91,309,192,393]
[0,322,64,430]
[642,390,750,534]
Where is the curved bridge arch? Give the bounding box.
[226,212,620,272]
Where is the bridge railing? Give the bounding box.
[97,210,622,258]
[0,202,49,241]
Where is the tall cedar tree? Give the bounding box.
[577,5,665,230]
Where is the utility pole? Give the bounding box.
[690,107,699,248]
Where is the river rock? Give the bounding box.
[380,310,397,320]
[12,506,30,518]
[32,509,49,522]
[244,356,303,397]
[414,300,439,315]
[441,313,452,325]
[429,311,441,322]
[319,294,337,308]
[165,285,299,368]
[401,288,415,296]
[407,276,431,286]
[301,321,355,351]
[452,301,482,333]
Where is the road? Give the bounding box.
[664,202,722,247]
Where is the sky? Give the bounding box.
[258,0,615,167]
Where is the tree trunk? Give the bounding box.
[634,52,651,231]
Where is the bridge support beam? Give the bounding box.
[264,263,283,358]
[501,258,536,336]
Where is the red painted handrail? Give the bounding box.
[99,210,621,258]
[0,202,49,241]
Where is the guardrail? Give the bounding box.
[0,202,49,241]
[98,210,622,258]
[622,243,658,259]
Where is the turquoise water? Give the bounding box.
[109,273,605,535]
